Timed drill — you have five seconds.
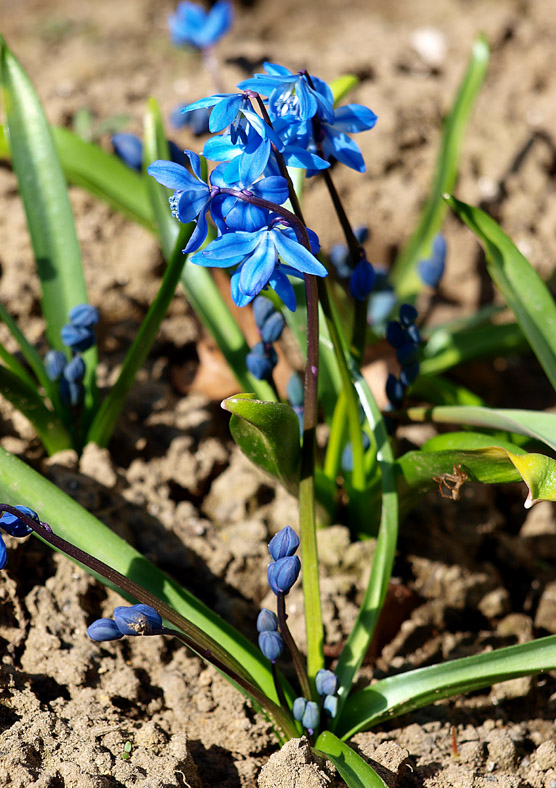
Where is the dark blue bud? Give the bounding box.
[258,630,284,662]
[60,378,84,408]
[60,324,96,353]
[329,244,351,280]
[418,257,445,288]
[385,321,406,349]
[341,433,371,473]
[260,312,285,344]
[405,323,421,345]
[246,348,274,380]
[267,555,301,595]
[400,362,419,387]
[68,304,99,328]
[44,350,67,382]
[87,618,124,642]
[292,697,307,721]
[0,505,38,537]
[112,133,143,172]
[354,225,369,244]
[287,374,304,409]
[268,525,299,561]
[256,608,278,632]
[323,694,338,718]
[315,669,338,696]
[171,104,212,136]
[385,374,405,408]
[63,355,86,383]
[0,537,6,570]
[349,259,375,301]
[302,701,320,734]
[396,343,419,366]
[399,303,418,326]
[113,604,162,636]
[253,296,275,330]
[368,290,397,325]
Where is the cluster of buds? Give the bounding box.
[45,304,99,408]
[385,303,421,409]
[267,525,301,596]
[246,297,286,381]
[87,603,163,641]
[256,608,283,662]
[328,226,375,301]
[293,668,339,734]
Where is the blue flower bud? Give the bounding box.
[405,323,421,345]
[0,505,38,537]
[301,701,320,734]
[60,324,96,353]
[113,604,162,636]
[0,537,6,570]
[267,555,301,595]
[260,312,285,344]
[253,296,275,331]
[68,304,99,328]
[323,694,338,718]
[315,669,338,696]
[44,350,67,382]
[354,225,369,244]
[112,133,143,172]
[418,234,446,288]
[385,374,405,408]
[246,348,274,380]
[268,525,300,561]
[396,343,419,366]
[349,259,375,301]
[399,303,418,326]
[87,618,124,641]
[400,362,419,387]
[385,321,406,349]
[287,374,304,409]
[329,244,351,280]
[258,630,284,662]
[63,355,86,383]
[292,696,307,721]
[60,379,84,408]
[256,608,278,632]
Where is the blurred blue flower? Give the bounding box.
[168,0,234,50]
[292,697,307,722]
[112,133,143,171]
[44,350,67,382]
[315,668,338,696]
[68,304,99,328]
[418,234,446,288]
[323,694,338,718]
[170,102,212,135]
[60,324,96,353]
[349,258,375,300]
[245,342,277,380]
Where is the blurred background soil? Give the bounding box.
[0,0,556,786]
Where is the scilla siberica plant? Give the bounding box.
[5,33,556,787]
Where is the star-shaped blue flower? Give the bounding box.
[168,0,233,50]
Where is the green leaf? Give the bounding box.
[0,39,90,351]
[0,445,284,706]
[0,366,71,454]
[336,634,556,739]
[406,405,556,453]
[314,732,388,788]
[222,394,301,495]
[446,195,556,391]
[330,75,359,106]
[391,35,489,296]
[0,300,52,395]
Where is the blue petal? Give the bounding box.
[323,130,365,172]
[209,94,243,132]
[0,536,7,569]
[176,188,211,224]
[183,204,210,253]
[239,233,276,296]
[184,149,204,180]
[147,160,200,190]
[231,268,255,306]
[263,62,293,77]
[199,0,234,47]
[268,269,297,311]
[203,134,239,162]
[197,230,260,260]
[251,176,289,206]
[239,138,270,182]
[333,105,378,133]
[282,146,330,170]
[272,230,328,277]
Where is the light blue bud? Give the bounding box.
[256,608,278,632]
[323,694,338,718]
[258,630,284,662]
[315,669,338,697]
[87,618,124,642]
[301,701,320,734]
[292,696,307,721]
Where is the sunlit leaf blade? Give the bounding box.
[391,35,489,296]
[336,634,556,739]
[330,74,359,105]
[0,38,89,351]
[407,405,556,453]
[0,446,283,704]
[446,196,556,391]
[0,366,70,454]
[314,732,388,788]
[222,394,301,494]
[508,451,556,508]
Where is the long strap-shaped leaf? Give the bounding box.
[447,196,556,391]
[391,35,489,295]
[336,634,556,739]
[0,38,89,351]
[0,300,52,395]
[314,732,388,788]
[0,366,70,453]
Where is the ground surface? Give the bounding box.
[0,0,556,785]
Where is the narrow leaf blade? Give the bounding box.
[314,732,388,788]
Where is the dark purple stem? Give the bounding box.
[277,592,312,700]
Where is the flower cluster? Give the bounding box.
[148,62,377,312]
[0,505,36,570]
[385,304,421,409]
[267,525,301,596]
[292,668,339,734]
[246,296,285,380]
[87,603,163,642]
[257,608,283,663]
[418,233,447,288]
[45,304,99,408]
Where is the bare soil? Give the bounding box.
[1,0,556,786]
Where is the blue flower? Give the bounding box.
[170,102,211,135]
[238,63,334,124]
[315,669,338,696]
[112,133,143,171]
[44,350,67,382]
[258,630,284,662]
[191,221,326,310]
[292,697,307,722]
[311,104,377,174]
[267,555,301,595]
[253,296,275,330]
[268,525,299,561]
[0,505,37,538]
[301,701,320,734]
[68,304,99,328]
[323,694,338,718]
[209,165,289,232]
[114,604,163,636]
[182,93,251,138]
[418,233,446,287]
[60,324,96,353]
[168,1,233,50]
